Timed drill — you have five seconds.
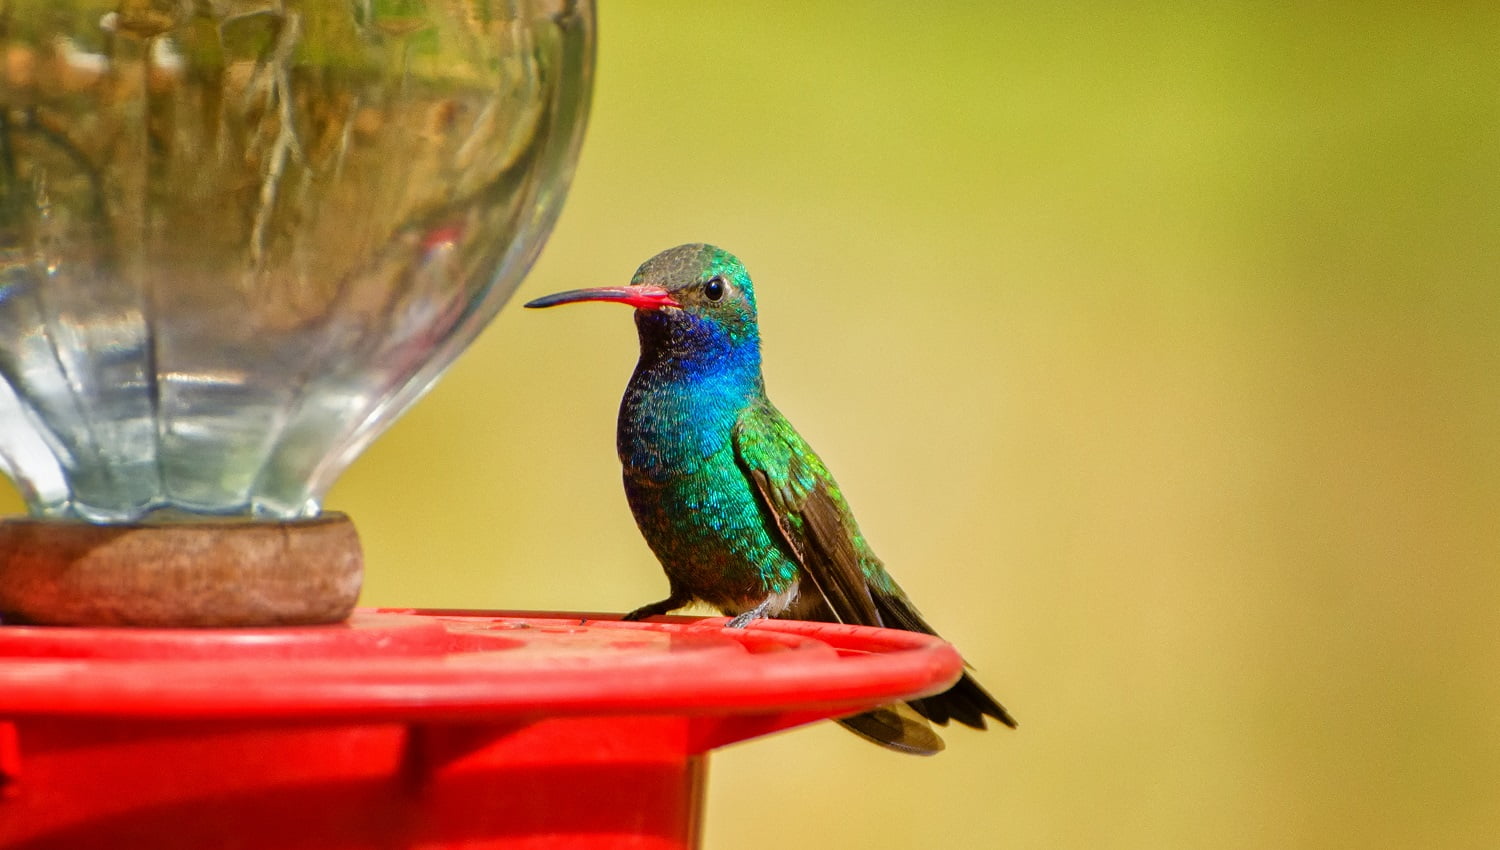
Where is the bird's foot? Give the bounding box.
[622,596,686,621]
[725,598,775,629]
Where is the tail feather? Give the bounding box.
[912,670,1018,730]
[872,587,1018,731]
[838,703,945,756]
[785,574,1018,751]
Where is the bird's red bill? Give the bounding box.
[524,285,681,310]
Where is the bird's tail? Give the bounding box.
[871,588,1019,731]
[838,703,946,756]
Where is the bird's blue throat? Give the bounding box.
[618,307,763,481]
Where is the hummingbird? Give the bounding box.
[525,243,1016,754]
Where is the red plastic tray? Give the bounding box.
[0,609,963,850]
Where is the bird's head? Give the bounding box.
[525,243,760,363]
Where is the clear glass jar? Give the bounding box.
[0,0,594,520]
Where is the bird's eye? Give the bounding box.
[703,277,725,302]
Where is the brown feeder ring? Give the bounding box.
[0,513,361,627]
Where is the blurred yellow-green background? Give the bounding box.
[19,2,1494,848]
[342,3,1495,848]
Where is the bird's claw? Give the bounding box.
[726,611,760,629]
[725,598,774,629]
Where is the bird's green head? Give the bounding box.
[628,243,758,342]
[525,243,761,365]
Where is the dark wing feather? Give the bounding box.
[733,403,1017,741]
[796,483,883,626]
[742,466,851,626]
[731,406,880,628]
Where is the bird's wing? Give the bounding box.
[733,403,1018,738]
[731,403,882,627]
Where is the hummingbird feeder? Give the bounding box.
[0,2,968,848]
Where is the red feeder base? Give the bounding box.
[0,610,963,849]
